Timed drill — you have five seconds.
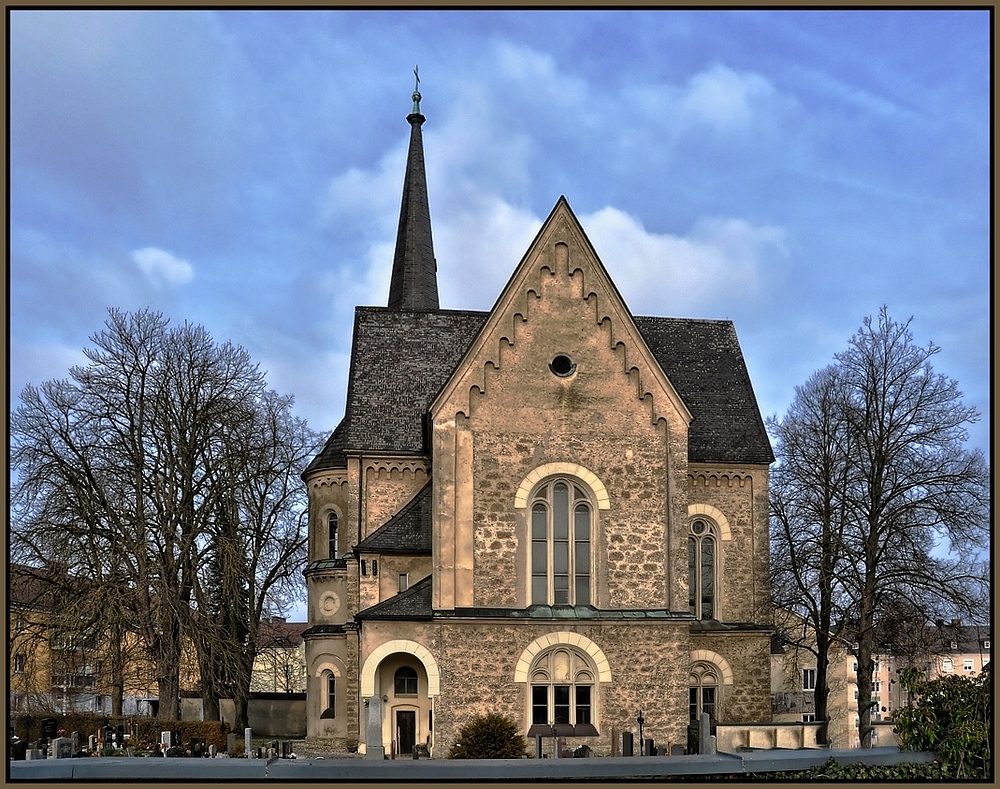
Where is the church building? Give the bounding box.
[301,85,774,757]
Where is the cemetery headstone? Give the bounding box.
[71,731,80,754]
[671,743,685,756]
[622,731,634,757]
[611,725,620,757]
[50,737,73,759]
[41,719,58,740]
[644,738,655,756]
[161,731,173,750]
[209,744,217,758]
[227,732,237,753]
[244,727,253,758]
[365,696,384,760]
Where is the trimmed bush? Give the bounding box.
[448,713,527,759]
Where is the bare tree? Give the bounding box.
[769,307,989,748]
[769,365,853,744]
[836,307,989,747]
[11,308,320,723]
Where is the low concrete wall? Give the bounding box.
[716,722,825,754]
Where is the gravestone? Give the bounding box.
[671,743,685,756]
[50,737,73,759]
[644,738,655,756]
[71,731,80,754]
[699,713,714,755]
[190,737,204,758]
[209,744,217,758]
[41,719,58,740]
[161,731,173,751]
[622,731,634,757]
[611,725,620,757]
[365,696,384,760]
[88,734,96,752]
[244,727,253,758]
[227,732,237,753]
[535,735,543,759]
[25,748,43,760]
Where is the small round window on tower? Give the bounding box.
[549,354,576,377]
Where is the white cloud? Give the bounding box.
[679,63,777,128]
[581,206,787,317]
[132,246,194,288]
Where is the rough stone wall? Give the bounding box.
[433,220,692,612]
[361,461,428,538]
[688,466,770,624]
[306,472,350,561]
[360,620,691,757]
[372,554,432,604]
[691,631,772,722]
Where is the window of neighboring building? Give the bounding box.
[853,688,859,701]
[529,648,595,728]
[689,662,719,723]
[852,661,858,672]
[802,668,817,691]
[327,512,339,559]
[320,671,336,719]
[802,713,816,723]
[872,681,880,693]
[964,659,974,672]
[984,640,990,650]
[530,480,592,606]
[398,573,408,593]
[688,519,717,620]
[942,659,953,673]
[13,653,25,673]
[950,641,958,650]
[395,666,418,696]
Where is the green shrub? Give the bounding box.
[448,713,527,759]
[890,667,991,779]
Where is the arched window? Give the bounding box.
[394,666,418,695]
[320,670,336,719]
[327,512,339,559]
[527,648,598,736]
[530,480,592,606]
[689,662,719,723]
[688,519,716,619]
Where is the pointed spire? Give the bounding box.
[387,67,439,311]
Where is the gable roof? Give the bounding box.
[305,309,773,474]
[355,480,433,555]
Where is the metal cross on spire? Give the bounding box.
[411,65,422,114]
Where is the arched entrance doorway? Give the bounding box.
[360,640,440,757]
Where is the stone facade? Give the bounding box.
[301,101,773,758]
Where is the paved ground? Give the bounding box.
[9,746,936,781]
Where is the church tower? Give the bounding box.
[387,72,438,311]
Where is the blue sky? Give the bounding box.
[10,9,991,465]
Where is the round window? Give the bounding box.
[549,354,576,377]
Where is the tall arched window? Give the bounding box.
[689,662,719,723]
[527,648,598,736]
[327,512,339,559]
[320,670,336,719]
[530,480,592,606]
[688,519,716,619]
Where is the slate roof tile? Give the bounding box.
[355,574,433,620]
[305,308,773,473]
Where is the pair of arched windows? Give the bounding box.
[530,480,592,606]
